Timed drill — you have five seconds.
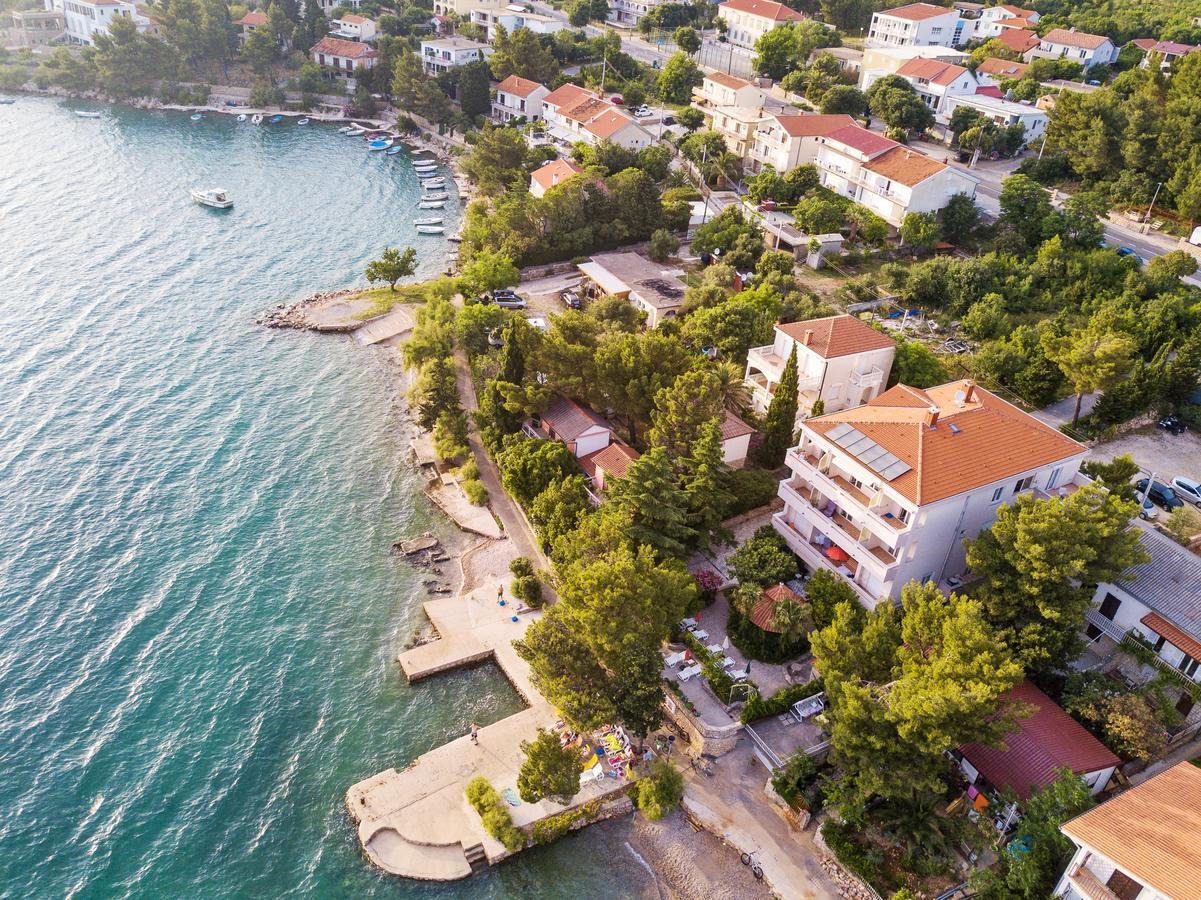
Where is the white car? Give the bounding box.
[1171,476,1201,507]
[632,105,652,118]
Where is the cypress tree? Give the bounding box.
[758,346,799,467]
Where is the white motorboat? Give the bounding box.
[421,191,449,201]
[417,200,446,209]
[411,159,437,168]
[236,113,248,123]
[417,171,443,180]
[190,187,233,209]
[338,125,356,134]
[413,216,444,225]
[416,225,445,234]
[190,112,204,121]
[297,117,309,126]
[251,113,263,124]
[75,110,102,118]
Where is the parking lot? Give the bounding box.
[1091,426,1201,486]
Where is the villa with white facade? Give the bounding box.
[1028,28,1119,69]
[469,5,569,39]
[311,36,377,84]
[749,113,856,174]
[717,0,804,51]
[541,83,653,150]
[879,56,982,119]
[744,315,897,424]
[943,93,1048,144]
[46,0,150,46]
[492,74,549,123]
[419,36,492,75]
[867,2,967,50]
[773,380,1089,607]
[975,3,1039,39]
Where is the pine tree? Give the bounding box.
[682,419,733,550]
[648,368,722,460]
[758,346,798,467]
[607,447,695,558]
[479,319,525,443]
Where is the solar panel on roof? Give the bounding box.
[881,460,912,480]
[826,423,855,441]
[859,445,889,466]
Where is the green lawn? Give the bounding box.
[353,283,434,320]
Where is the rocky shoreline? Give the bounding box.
[255,289,361,331]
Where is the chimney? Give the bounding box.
[802,329,814,346]
[925,406,940,428]
[963,380,975,403]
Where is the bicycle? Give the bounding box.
[739,849,764,880]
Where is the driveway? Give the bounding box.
[1090,426,1201,485]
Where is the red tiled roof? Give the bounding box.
[539,395,611,443]
[1041,28,1111,50]
[995,27,1039,53]
[496,74,545,98]
[975,84,1004,98]
[310,36,376,58]
[340,13,367,23]
[720,410,756,441]
[959,681,1120,801]
[877,2,955,22]
[1141,612,1201,661]
[1153,40,1200,55]
[750,583,802,632]
[896,57,971,86]
[773,113,856,138]
[718,0,805,22]
[777,314,897,359]
[822,123,898,157]
[1129,38,1158,51]
[705,71,752,90]
[236,10,268,26]
[530,158,583,192]
[806,380,1086,504]
[580,442,639,480]
[542,82,593,110]
[996,3,1035,15]
[976,56,1029,78]
[584,107,637,140]
[863,145,948,187]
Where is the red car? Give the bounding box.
[609,94,624,105]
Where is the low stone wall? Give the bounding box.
[663,692,742,757]
[812,820,884,900]
[763,778,811,831]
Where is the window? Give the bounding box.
[1013,475,1034,494]
[990,487,1003,503]
[1098,593,1121,620]
[1178,654,1200,679]
[1047,466,1063,491]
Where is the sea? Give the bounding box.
[0,97,655,899]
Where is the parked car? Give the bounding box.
[1139,497,1159,520]
[560,288,581,309]
[632,105,652,118]
[495,295,527,310]
[609,94,624,105]
[663,115,675,125]
[1159,414,1187,435]
[1171,476,1201,507]
[1136,478,1185,510]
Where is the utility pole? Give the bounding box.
[1142,181,1163,234]
[600,48,607,94]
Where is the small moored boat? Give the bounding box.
[411,158,437,167]
[190,187,233,209]
[297,117,309,125]
[413,216,444,225]
[419,178,446,188]
[75,110,102,118]
[236,113,248,123]
[364,131,388,139]
[417,200,446,209]
[386,145,403,155]
[269,114,283,123]
[368,139,393,151]
[416,225,445,234]
[0,98,15,105]
[421,191,449,202]
[338,125,356,134]
[251,113,263,124]
[190,112,204,121]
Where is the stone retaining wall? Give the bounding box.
[663,692,742,757]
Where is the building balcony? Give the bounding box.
[849,365,884,389]
[1066,859,1123,900]
[777,480,899,576]
[772,511,880,607]
[785,446,910,533]
[747,345,786,383]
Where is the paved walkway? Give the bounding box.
[681,741,840,899]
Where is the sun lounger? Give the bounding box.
[728,665,749,681]
[721,656,737,669]
[678,664,704,682]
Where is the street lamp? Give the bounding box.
[1142,181,1163,234]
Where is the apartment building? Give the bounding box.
[815,123,978,227]
[976,3,1039,39]
[469,6,569,39]
[744,315,896,423]
[882,57,981,119]
[944,93,1048,143]
[607,0,666,28]
[330,13,376,41]
[419,36,492,74]
[693,71,769,111]
[1054,762,1201,900]
[9,7,64,46]
[542,83,653,150]
[311,36,377,83]
[1078,523,1201,729]
[994,25,1040,56]
[773,380,1088,607]
[857,44,969,91]
[717,0,804,51]
[434,0,503,17]
[46,0,151,46]
[867,2,965,50]
[1028,28,1119,69]
[749,113,856,174]
[492,74,550,124]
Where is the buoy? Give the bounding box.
[511,616,518,623]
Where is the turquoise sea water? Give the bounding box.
[0,97,653,898]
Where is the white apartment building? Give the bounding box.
[692,71,769,111]
[434,0,502,17]
[469,6,569,39]
[975,3,1038,39]
[744,315,897,424]
[46,0,150,46]
[330,13,376,41]
[311,36,377,83]
[773,380,1088,607]
[541,83,653,150]
[749,113,857,174]
[944,93,1048,143]
[419,36,492,74]
[867,2,965,50]
[607,0,665,28]
[858,44,970,89]
[876,56,981,119]
[815,123,979,227]
[1054,762,1201,900]
[1028,28,1119,69]
[492,74,550,123]
[717,0,804,51]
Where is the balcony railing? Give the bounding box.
[777,481,898,576]
[785,446,909,534]
[849,365,884,388]
[772,512,879,607]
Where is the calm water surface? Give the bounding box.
[0,97,653,899]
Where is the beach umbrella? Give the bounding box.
[826,545,850,562]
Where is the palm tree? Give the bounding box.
[771,599,812,644]
[713,360,751,411]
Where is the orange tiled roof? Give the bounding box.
[584,107,637,139]
[311,36,377,58]
[1141,612,1201,661]
[995,27,1039,53]
[496,74,545,98]
[719,0,805,22]
[976,56,1029,78]
[581,442,640,480]
[996,3,1035,15]
[896,57,970,86]
[863,145,948,187]
[542,82,593,110]
[1061,762,1201,899]
[777,314,897,359]
[705,71,753,90]
[1042,28,1111,50]
[530,158,584,191]
[749,583,802,632]
[878,2,955,21]
[563,96,611,123]
[236,10,268,25]
[805,380,1086,505]
[773,113,856,138]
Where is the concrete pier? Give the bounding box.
[346,580,629,880]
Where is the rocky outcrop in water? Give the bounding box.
[256,289,358,330]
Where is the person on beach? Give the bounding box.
[470,722,479,744]
[497,585,503,601]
